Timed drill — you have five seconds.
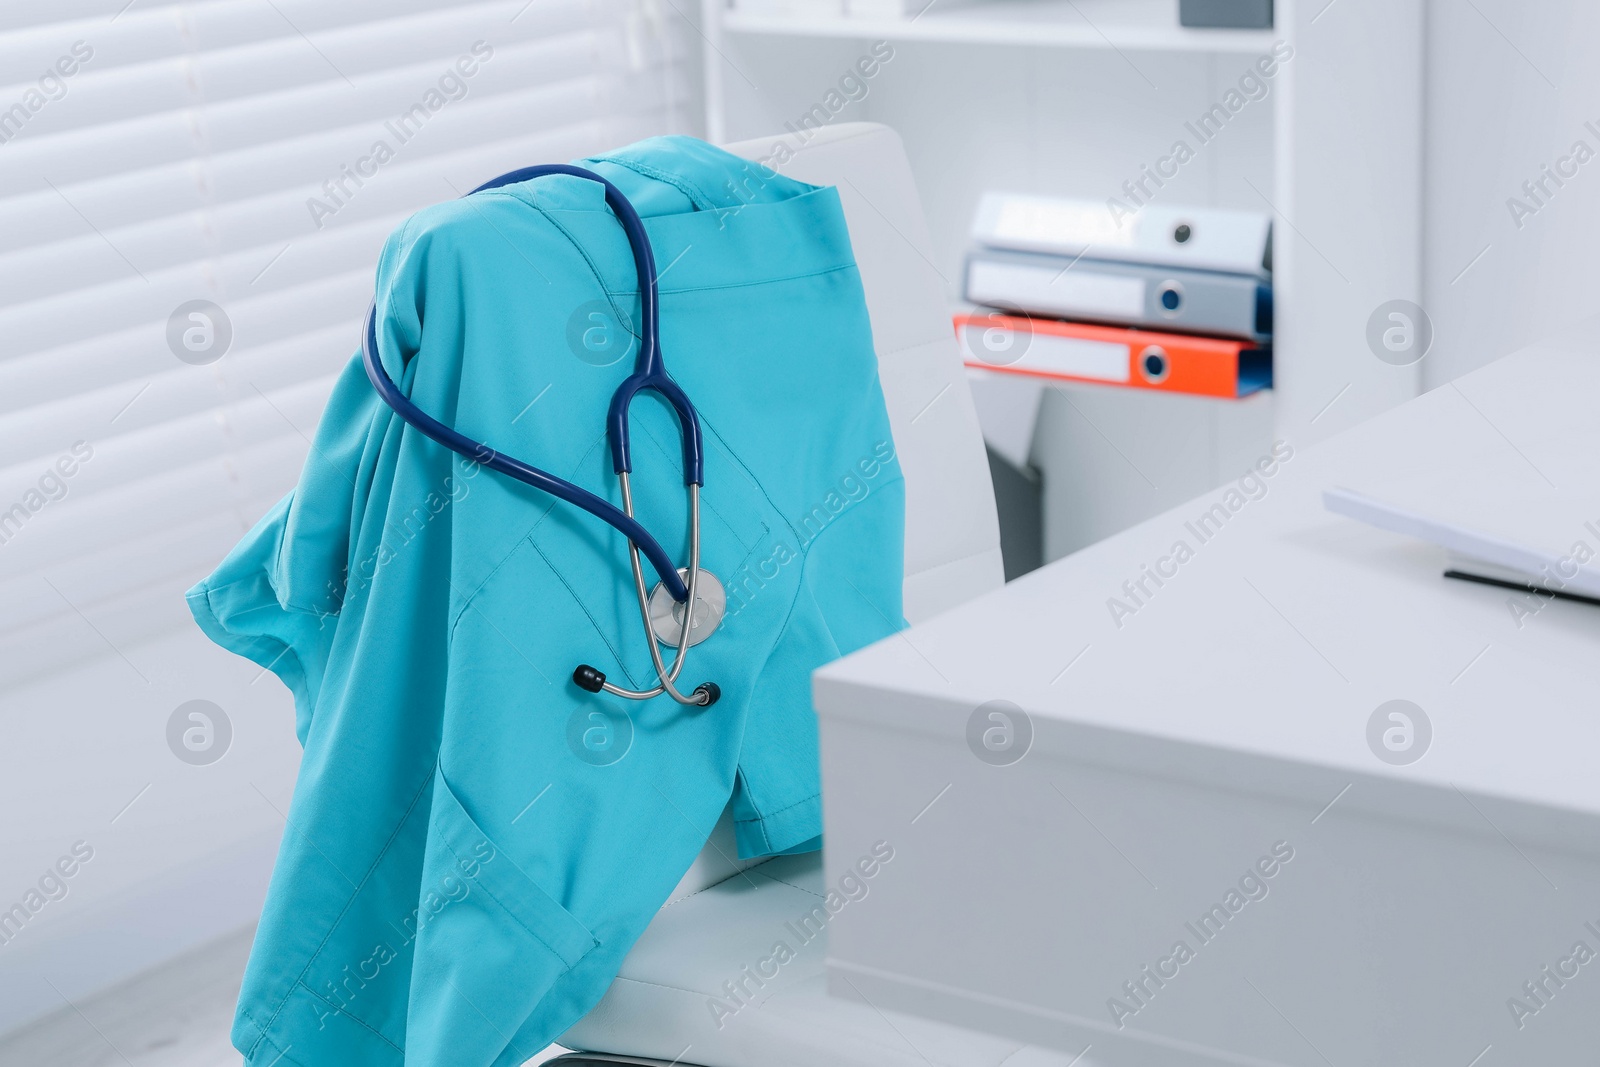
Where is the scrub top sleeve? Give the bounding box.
[732,475,908,859]
[186,494,333,746]
[372,212,447,378]
[185,221,437,746]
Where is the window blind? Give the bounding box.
[0,0,694,687]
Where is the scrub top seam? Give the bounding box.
[438,826,594,970]
[479,188,642,352]
[734,790,821,825]
[332,411,406,619]
[435,765,603,963]
[485,182,856,297]
[770,475,905,641]
[587,154,722,210]
[443,429,610,644]
[783,461,904,563]
[292,982,405,1054]
[382,213,418,305]
[247,769,435,1060]
[726,508,825,831]
[524,535,641,689]
[690,422,769,511]
[445,505,551,624]
[731,455,902,835]
[193,573,331,620]
[729,522,820,830]
[800,463,902,559]
[234,1019,312,1067]
[366,211,421,382]
[442,495,554,640]
[444,417,766,690]
[268,499,296,615]
[736,774,774,854]
[514,430,610,546]
[628,416,761,555]
[608,262,856,298]
[693,418,798,551]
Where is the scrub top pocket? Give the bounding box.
[404,765,599,1067]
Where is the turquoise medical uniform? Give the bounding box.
[188,136,905,1066]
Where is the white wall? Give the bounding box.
[0,626,298,1033]
[1422,0,1600,386]
[715,36,1276,309]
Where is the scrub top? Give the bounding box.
[187,135,905,1067]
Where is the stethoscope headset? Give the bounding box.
[361,164,723,707]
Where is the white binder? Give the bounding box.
[971,192,1272,276]
[964,249,1271,341]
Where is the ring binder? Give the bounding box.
[955,312,1271,399]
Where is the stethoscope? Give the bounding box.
[361,164,723,707]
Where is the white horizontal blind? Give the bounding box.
[0,0,694,686]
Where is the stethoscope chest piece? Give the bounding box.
[649,568,725,648]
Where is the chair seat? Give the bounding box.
[558,853,1092,1067]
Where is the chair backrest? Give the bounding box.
[667,124,1004,900]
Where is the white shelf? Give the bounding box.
[705,0,1427,444]
[720,0,1276,51]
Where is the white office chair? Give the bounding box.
[553,124,1066,1067]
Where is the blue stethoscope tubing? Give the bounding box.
[360,163,719,706]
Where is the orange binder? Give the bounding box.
[954,311,1271,399]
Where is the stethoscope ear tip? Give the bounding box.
[573,664,607,693]
[694,682,720,707]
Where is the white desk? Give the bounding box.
[814,322,1600,1066]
